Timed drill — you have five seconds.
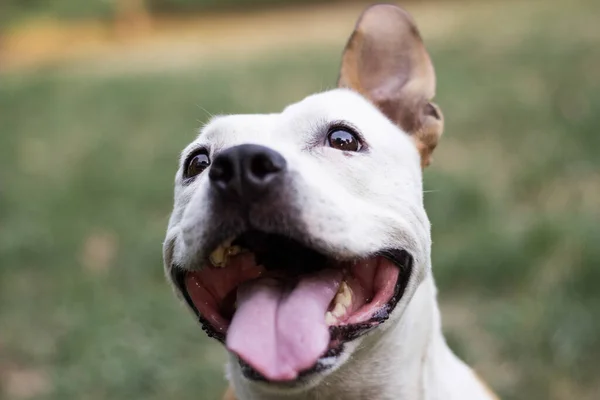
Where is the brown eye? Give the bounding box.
[185,151,211,179]
[327,129,361,152]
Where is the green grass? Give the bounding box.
[1,2,599,399]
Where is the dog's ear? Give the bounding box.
[338,4,443,167]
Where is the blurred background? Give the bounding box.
[1,0,599,399]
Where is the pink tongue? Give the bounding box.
[226,270,342,381]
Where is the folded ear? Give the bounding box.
[338,4,444,167]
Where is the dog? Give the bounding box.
[163,4,498,400]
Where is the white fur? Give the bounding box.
[163,89,495,399]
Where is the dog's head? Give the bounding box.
[163,4,443,391]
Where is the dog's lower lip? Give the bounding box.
[239,343,345,382]
[171,234,413,380]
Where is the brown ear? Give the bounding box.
[338,4,444,167]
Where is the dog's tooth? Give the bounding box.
[334,281,352,308]
[209,238,240,267]
[332,302,347,319]
[209,246,226,267]
[329,282,352,320]
[325,311,337,326]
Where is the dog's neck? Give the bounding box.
[228,273,490,400]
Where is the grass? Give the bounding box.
[1,1,599,399]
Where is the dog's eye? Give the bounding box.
[184,151,211,179]
[327,128,361,152]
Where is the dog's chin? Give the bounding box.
[170,230,413,384]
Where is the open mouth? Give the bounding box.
[172,230,412,382]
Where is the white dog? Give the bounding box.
[163,4,498,400]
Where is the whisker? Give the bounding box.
[196,104,215,120]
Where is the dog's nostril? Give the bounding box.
[250,153,283,180]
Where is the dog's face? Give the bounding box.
[163,4,444,392]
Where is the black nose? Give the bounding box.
[209,144,287,201]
